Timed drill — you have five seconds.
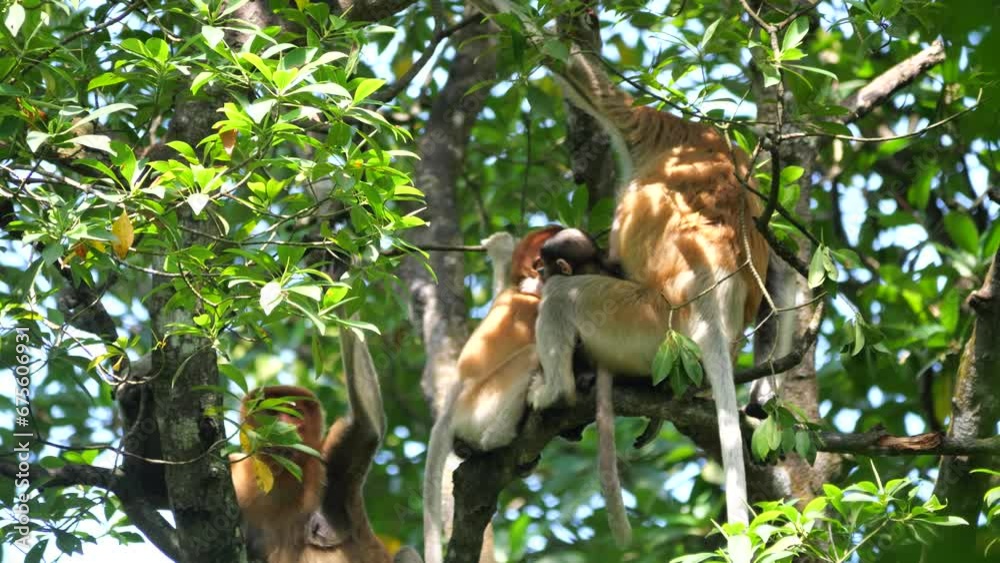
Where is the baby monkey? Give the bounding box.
[536,228,632,545]
[537,228,619,279]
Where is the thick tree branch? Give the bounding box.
[446,375,1000,561]
[841,40,947,124]
[1,460,116,489]
[931,247,1000,552]
[817,429,1000,457]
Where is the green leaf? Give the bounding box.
[782,17,809,53]
[780,47,805,61]
[239,52,273,80]
[651,333,678,386]
[5,2,24,37]
[794,430,812,459]
[780,165,804,184]
[942,212,979,254]
[872,0,902,17]
[42,243,63,265]
[921,515,969,527]
[698,18,722,51]
[680,347,703,386]
[541,39,569,62]
[166,140,199,163]
[822,247,838,280]
[191,71,215,95]
[202,25,225,48]
[751,420,771,461]
[70,103,137,131]
[907,163,935,209]
[786,63,839,81]
[88,73,127,90]
[761,63,781,88]
[830,248,860,269]
[851,317,866,356]
[353,78,385,103]
[808,246,827,288]
[145,37,170,63]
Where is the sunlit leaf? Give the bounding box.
[4,2,24,36]
[111,211,134,259]
[353,78,385,103]
[260,281,283,315]
[202,25,224,48]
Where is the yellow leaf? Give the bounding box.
[89,240,106,253]
[377,534,402,555]
[111,211,134,259]
[239,429,252,453]
[252,457,274,493]
[294,0,310,9]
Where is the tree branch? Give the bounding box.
[841,40,947,124]
[932,246,1000,543]
[735,301,824,384]
[816,429,1000,457]
[0,461,182,560]
[373,15,480,104]
[445,375,1000,561]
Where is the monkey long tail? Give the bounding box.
[698,331,751,563]
[596,367,632,546]
[423,382,462,563]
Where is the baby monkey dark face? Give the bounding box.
[537,228,613,280]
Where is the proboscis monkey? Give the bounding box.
[233,325,423,563]
[470,2,770,553]
[538,227,631,545]
[423,226,563,563]
[232,385,327,562]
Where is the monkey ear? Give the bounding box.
[556,258,573,276]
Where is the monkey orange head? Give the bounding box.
[510,225,564,284]
[241,385,325,463]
